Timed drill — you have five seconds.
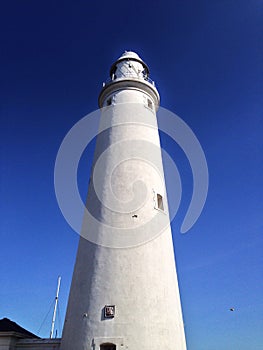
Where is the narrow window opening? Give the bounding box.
[106,98,112,106]
[147,99,153,110]
[157,194,164,210]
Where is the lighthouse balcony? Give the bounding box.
[98,74,160,109]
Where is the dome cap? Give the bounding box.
[110,50,149,76]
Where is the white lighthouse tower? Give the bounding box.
[61,51,187,350]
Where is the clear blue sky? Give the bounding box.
[1,1,262,349]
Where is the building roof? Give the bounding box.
[0,318,39,338]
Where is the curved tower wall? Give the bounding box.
[61,51,187,350]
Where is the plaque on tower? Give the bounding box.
[104,305,115,318]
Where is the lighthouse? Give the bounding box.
[61,51,187,350]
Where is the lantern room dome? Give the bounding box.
[118,51,141,60]
[110,50,149,77]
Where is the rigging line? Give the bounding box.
[37,298,55,335]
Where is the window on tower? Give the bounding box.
[157,194,164,211]
[147,98,153,110]
[106,97,112,106]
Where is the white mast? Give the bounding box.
[50,276,61,339]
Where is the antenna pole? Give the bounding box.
[50,276,61,339]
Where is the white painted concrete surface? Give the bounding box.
[61,52,187,350]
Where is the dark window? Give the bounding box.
[147,99,153,110]
[106,98,112,106]
[157,194,164,210]
[100,343,116,350]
